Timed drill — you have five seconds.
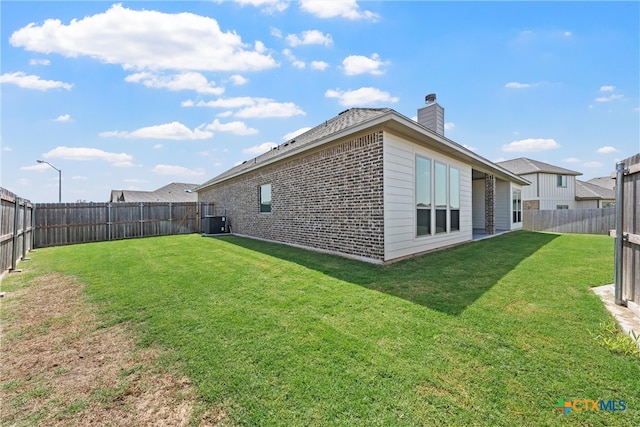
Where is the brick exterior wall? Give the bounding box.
[485,174,496,235]
[198,131,385,261]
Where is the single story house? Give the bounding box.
[196,97,528,264]
[110,182,198,203]
[575,180,615,208]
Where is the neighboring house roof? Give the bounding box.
[575,180,616,200]
[110,182,198,202]
[586,176,615,191]
[496,157,582,176]
[196,107,528,190]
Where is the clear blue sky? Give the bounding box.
[2,1,638,202]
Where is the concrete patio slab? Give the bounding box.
[591,284,640,349]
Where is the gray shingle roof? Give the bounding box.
[586,176,615,190]
[110,182,198,202]
[496,157,582,176]
[575,180,615,200]
[196,108,393,190]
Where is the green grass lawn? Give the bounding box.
[3,231,639,426]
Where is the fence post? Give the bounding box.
[31,203,36,250]
[21,200,29,260]
[614,161,627,306]
[140,203,144,237]
[169,202,173,233]
[107,203,112,241]
[10,197,21,272]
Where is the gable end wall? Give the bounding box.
[198,131,385,261]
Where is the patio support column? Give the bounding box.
[485,174,496,235]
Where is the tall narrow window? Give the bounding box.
[557,175,567,188]
[416,156,431,236]
[512,189,522,223]
[449,167,460,231]
[435,162,447,233]
[260,184,272,213]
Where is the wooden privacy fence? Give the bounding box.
[523,208,615,235]
[34,201,213,248]
[1,188,34,277]
[612,153,640,312]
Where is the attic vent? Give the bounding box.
[242,160,247,164]
[290,139,295,144]
[338,109,350,115]
[425,93,436,104]
[283,142,289,147]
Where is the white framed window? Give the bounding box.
[415,156,431,236]
[415,157,460,236]
[259,184,272,213]
[556,205,569,210]
[512,189,522,223]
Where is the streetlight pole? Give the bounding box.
[37,160,62,203]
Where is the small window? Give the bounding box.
[557,175,567,188]
[260,184,272,213]
[556,205,569,210]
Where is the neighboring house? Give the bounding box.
[110,182,198,203]
[575,180,615,208]
[196,97,527,264]
[496,158,584,210]
[586,176,615,191]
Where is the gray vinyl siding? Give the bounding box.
[495,180,511,230]
[383,132,472,261]
[521,172,577,210]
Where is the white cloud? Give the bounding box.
[54,114,71,122]
[205,119,258,135]
[270,27,283,38]
[564,31,572,37]
[596,146,618,154]
[43,146,134,167]
[283,127,312,141]
[100,122,213,140]
[3,146,12,152]
[286,30,333,47]
[505,81,540,89]
[325,87,399,106]
[595,94,623,102]
[123,178,149,183]
[152,164,206,177]
[501,138,560,153]
[153,144,163,149]
[299,0,379,21]
[444,122,455,131]
[342,54,386,76]
[230,0,288,13]
[229,74,248,85]
[10,4,277,72]
[600,85,615,92]
[20,163,52,172]
[583,161,602,168]
[283,49,305,69]
[217,111,234,118]
[310,61,329,71]
[125,72,224,94]
[243,142,278,155]
[29,58,50,66]
[185,96,305,118]
[563,157,581,163]
[0,71,72,91]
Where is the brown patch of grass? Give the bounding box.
[1,273,228,426]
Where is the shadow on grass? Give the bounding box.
[214,231,558,316]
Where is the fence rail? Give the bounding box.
[34,201,214,248]
[523,208,615,235]
[1,188,34,277]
